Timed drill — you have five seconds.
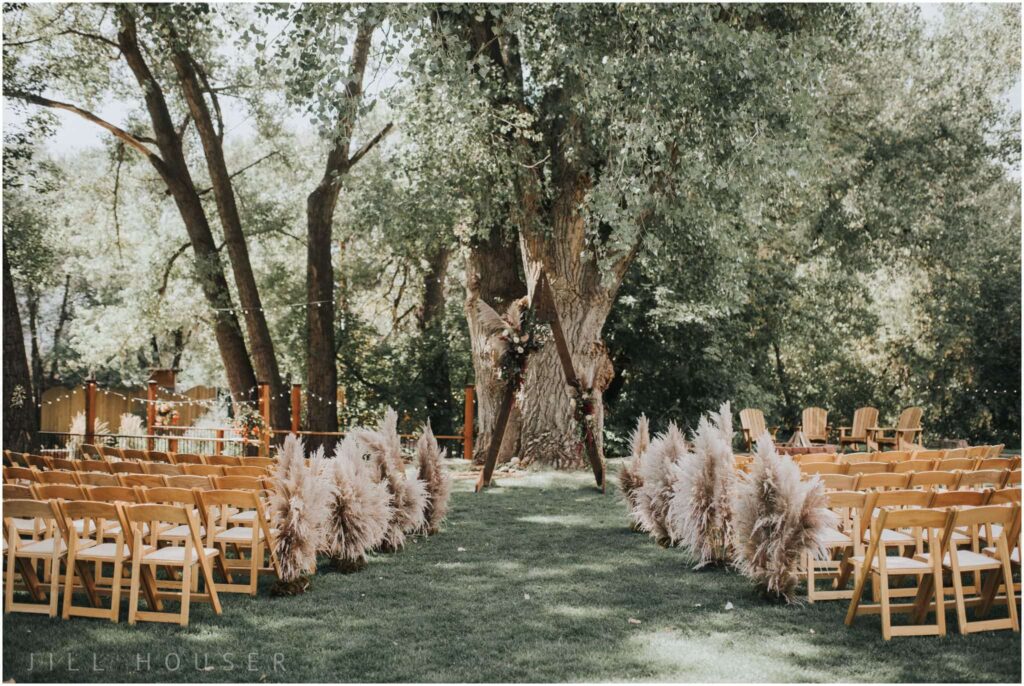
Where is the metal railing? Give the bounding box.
[37,430,253,458]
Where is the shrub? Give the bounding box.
[667,402,737,568]
[732,434,837,602]
[632,422,688,546]
[323,435,393,572]
[416,422,452,535]
[268,434,332,595]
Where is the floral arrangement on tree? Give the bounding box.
[475,296,545,390]
[153,402,179,428]
[732,434,836,602]
[233,406,266,443]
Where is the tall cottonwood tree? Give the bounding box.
[408,4,856,466]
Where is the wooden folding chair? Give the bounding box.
[31,485,98,543]
[222,466,266,478]
[839,407,878,452]
[212,475,263,491]
[3,485,45,540]
[841,452,874,465]
[98,445,125,461]
[120,448,148,462]
[1005,469,1022,487]
[170,452,205,466]
[800,462,846,476]
[24,455,51,471]
[845,507,950,639]
[204,455,241,467]
[35,470,80,487]
[49,458,77,472]
[908,471,959,491]
[807,490,866,603]
[893,459,936,474]
[118,474,165,489]
[111,461,145,475]
[977,458,1016,473]
[909,449,945,462]
[57,500,135,623]
[819,474,859,491]
[965,446,988,459]
[930,489,991,593]
[938,458,974,472]
[981,489,1021,595]
[240,457,274,469]
[147,451,174,464]
[80,444,105,461]
[4,451,27,467]
[856,473,909,492]
[847,462,890,476]
[3,499,68,616]
[874,451,911,465]
[197,489,280,596]
[183,464,224,477]
[164,475,213,490]
[122,503,221,626]
[77,459,114,474]
[986,444,1005,458]
[940,505,1020,634]
[143,462,183,477]
[957,470,1007,491]
[4,466,38,485]
[86,486,145,542]
[77,472,121,488]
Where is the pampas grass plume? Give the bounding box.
[618,414,649,514]
[323,435,393,571]
[416,422,452,535]
[633,422,688,546]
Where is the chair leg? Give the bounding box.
[128,554,142,626]
[110,556,124,623]
[61,549,77,620]
[845,562,871,625]
[879,568,892,641]
[48,551,60,618]
[5,545,18,614]
[180,562,192,627]
[950,562,969,634]
[998,539,1020,632]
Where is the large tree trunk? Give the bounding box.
[465,227,527,464]
[305,184,340,450]
[3,248,37,452]
[25,283,43,405]
[417,244,454,436]
[170,44,289,431]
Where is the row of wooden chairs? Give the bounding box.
[4,466,269,492]
[791,447,1008,465]
[4,459,269,482]
[813,469,1021,493]
[807,487,1020,639]
[4,448,274,471]
[800,458,1019,479]
[4,481,279,626]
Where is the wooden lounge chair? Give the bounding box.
[838,407,879,452]
[797,407,830,444]
[738,408,779,452]
[868,407,923,451]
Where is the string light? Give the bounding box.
[211,299,333,313]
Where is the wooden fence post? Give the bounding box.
[291,384,302,434]
[168,413,178,454]
[463,385,475,461]
[84,379,97,452]
[215,428,224,456]
[146,380,157,451]
[258,382,270,456]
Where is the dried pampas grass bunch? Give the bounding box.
[416,422,452,535]
[268,434,332,595]
[323,435,393,573]
[667,402,737,568]
[632,422,689,547]
[732,434,837,602]
[618,414,649,520]
[355,408,428,551]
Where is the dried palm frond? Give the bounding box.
[633,422,689,546]
[416,422,452,535]
[268,434,332,594]
[355,408,427,551]
[323,435,393,572]
[732,434,837,602]
[667,402,737,567]
[618,414,650,521]
[66,411,110,458]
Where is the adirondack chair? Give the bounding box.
[796,407,830,444]
[838,407,879,451]
[868,407,924,451]
[738,408,779,451]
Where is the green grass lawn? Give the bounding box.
[3,466,1021,683]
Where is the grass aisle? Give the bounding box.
[3,469,1021,683]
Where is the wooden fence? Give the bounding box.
[40,384,220,432]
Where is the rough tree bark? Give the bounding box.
[3,248,37,452]
[169,37,289,431]
[416,244,454,436]
[465,227,527,464]
[304,22,392,449]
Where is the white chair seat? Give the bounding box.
[12,517,40,535]
[215,526,263,543]
[158,524,208,540]
[228,510,257,524]
[863,529,916,546]
[820,528,853,546]
[142,545,219,565]
[76,542,153,561]
[72,519,97,534]
[19,537,94,556]
[982,546,1019,564]
[870,555,932,571]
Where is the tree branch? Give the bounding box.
[347,122,394,168]
[6,90,163,162]
[194,150,281,197]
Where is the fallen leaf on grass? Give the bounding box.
[628,618,642,625]
[725,602,734,611]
